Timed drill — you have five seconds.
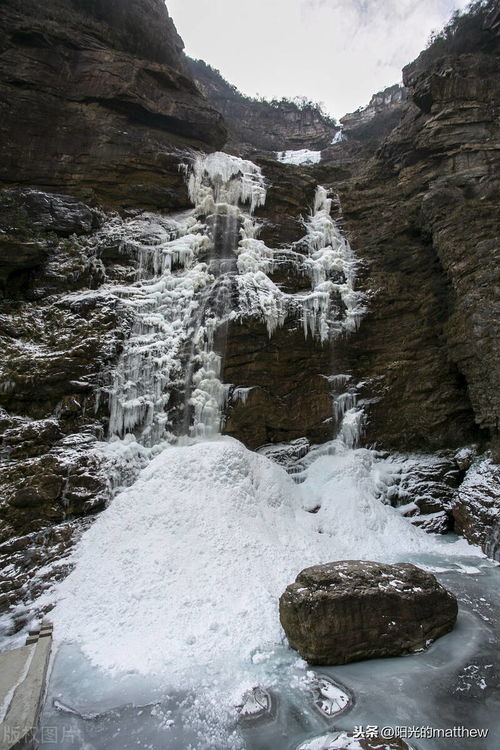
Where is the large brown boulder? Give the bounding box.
[279,560,458,665]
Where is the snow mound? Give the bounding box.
[52,439,474,684]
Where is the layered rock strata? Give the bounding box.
[187,57,338,154]
[0,0,226,211]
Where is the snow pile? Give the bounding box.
[52,440,476,703]
[276,149,322,166]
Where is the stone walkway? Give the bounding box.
[0,623,52,750]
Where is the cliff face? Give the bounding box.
[326,13,500,455]
[340,83,407,143]
[0,0,499,632]
[187,58,338,153]
[0,0,227,619]
[0,0,226,211]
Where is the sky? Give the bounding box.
[167,0,471,121]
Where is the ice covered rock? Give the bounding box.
[452,457,500,560]
[296,731,410,750]
[279,560,457,665]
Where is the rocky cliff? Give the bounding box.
[187,58,338,154]
[0,0,226,211]
[0,0,499,638]
[218,2,499,554]
[328,4,500,455]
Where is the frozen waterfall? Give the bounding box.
[102,151,365,446]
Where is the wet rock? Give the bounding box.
[280,560,458,665]
[452,457,500,560]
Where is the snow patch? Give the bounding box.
[276,149,322,166]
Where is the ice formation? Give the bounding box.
[98,151,365,444]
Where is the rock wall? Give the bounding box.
[315,8,500,454]
[187,58,338,153]
[0,0,226,560]
[0,0,226,211]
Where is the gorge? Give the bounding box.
[0,0,499,749]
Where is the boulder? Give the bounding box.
[279,560,458,665]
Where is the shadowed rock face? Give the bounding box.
[187,58,338,153]
[0,0,227,211]
[280,560,458,665]
[224,319,334,450]
[311,14,500,454]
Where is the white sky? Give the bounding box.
[167,0,471,121]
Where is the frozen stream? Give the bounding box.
[36,439,499,750]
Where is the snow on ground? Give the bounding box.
[276,149,322,166]
[51,438,477,682]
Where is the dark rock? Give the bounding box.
[381,452,464,534]
[0,431,110,543]
[452,457,500,560]
[340,83,407,144]
[0,0,226,211]
[279,560,458,665]
[223,319,334,450]
[313,14,500,452]
[13,189,101,236]
[253,157,318,247]
[188,58,337,153]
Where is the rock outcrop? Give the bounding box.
[188,58,338,154]
[452,457,500,559]
[313,3,500,454]
[340,84,407,144]
[279,560,458,665]
[0,0,226,211]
